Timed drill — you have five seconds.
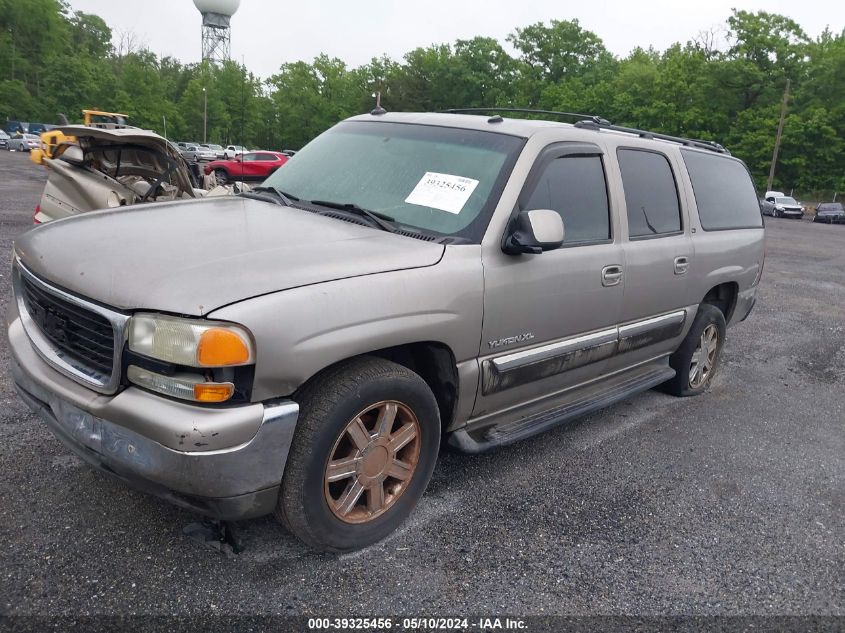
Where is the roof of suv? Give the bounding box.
[346,112,566,137]
[344,112,730,156]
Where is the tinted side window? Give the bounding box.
[617,149,681,237]
[523,155,610,243]
[681,150,765,230]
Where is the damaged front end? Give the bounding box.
[36,126,204,223]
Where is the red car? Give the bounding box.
[203,151,289,185]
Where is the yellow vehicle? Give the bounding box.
[81,109,130,128]
[30,109,130,165]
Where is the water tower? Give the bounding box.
[193,0,240,64]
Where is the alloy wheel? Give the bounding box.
[689,324,719,389]
[324,401,421,524]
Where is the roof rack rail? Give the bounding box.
[442,107,729,155]
[444,107,610,125]
[593,122,729,154]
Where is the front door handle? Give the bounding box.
[602,265,623,287]
[674,256,690,275]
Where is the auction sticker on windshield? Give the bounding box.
[405,172,479,214]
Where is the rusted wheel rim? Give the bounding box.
[689,323,719,389]
[324,401,421,524]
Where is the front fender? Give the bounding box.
[208,245,484,401]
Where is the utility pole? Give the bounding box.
[767,79,790,193]
[202,87,208,144]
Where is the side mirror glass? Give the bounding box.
[503,209,565,255]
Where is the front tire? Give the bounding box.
[659,304,727,397]
[276,357,441,552]
[214,168,229,185]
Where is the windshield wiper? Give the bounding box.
[309,200,397,233]
[251,185,299,206]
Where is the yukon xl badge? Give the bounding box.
[488,333,534,349]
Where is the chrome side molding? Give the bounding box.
[482,309,687,395]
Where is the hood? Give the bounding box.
[56,125,180,156]
[14,197,445,316]
[53,125,195,199]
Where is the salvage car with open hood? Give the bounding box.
[34,126,201,223]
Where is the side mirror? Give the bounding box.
[503,209,565,255]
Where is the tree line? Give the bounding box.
[1,0,843,197]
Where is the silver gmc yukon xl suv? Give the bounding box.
[6,112,764,551]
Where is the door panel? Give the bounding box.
[474,243,624,417]
[606,147,696,372]
[473,144,624,418]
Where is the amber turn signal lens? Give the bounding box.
[194,382,235,403]
[197,328,251,367]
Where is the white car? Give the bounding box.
[223,145,247,159]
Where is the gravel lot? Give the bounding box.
[0,149,842,622]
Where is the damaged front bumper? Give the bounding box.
[7,314,299,521]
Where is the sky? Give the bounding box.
[69,0,845,79]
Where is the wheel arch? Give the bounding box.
[294,341,460,434]
[700,281,738,324]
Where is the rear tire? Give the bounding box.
[659,304,726,397]
[276,357,441,552]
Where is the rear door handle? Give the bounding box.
[674,256,690,275]
[602,265,623,287]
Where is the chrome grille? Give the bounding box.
[20,275,115,376]
[13,260,129,394]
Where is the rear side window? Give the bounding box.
[617,149,682,237]
[681,150,763,230]
[523,155,610,243]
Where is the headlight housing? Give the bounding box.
[128,313,254,367]
[126,313,255,404]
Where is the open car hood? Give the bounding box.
[55,125,181,154]
[35,126,199,223]
[55,125,192,187]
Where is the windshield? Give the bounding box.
[262,121,524,240]
[776,197,798,205]
[819,203,843,211]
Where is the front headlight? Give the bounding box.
[128,313,254,367]
[126,313,255,403]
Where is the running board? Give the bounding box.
[448,362,675,454]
